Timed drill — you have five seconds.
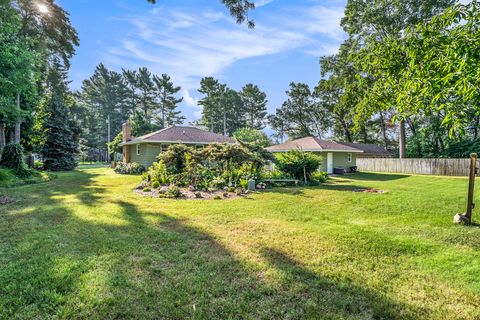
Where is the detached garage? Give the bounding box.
[266,137,363,174]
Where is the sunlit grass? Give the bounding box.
[1,167,479,319]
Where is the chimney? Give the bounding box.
[122,122,131,143]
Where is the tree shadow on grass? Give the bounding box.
[260,247,421,320]
[0,170,431,319]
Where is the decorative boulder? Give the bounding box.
[194,191,203,199]
[159,186,169,194]
[453,213,470,225]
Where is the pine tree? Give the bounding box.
[39,60,80,171]
[239,84,267,130]
[152,74,185,128]
[198,77,245,135]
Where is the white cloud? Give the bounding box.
[255,0,275,8]
[102,2,347,121]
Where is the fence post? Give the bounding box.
[465,153,478,223]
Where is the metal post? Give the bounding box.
[106,115,110,163]
[465,153,478,223]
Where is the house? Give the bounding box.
[266,136,364,174]
[334,141,393,158]
[120,123,236,167]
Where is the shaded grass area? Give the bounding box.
[0,167,54,188]
[1,168,480,319]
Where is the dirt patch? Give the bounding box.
[0,195,13,205]
[352,188,386,194]
[134,187,250,200]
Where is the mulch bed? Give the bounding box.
[0,196,13,205]
[135,188,250,200]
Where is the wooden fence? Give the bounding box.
[357,158,477,176]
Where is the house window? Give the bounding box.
[136,144,141,155]
[161,144,169,152]
[348,153,352,163]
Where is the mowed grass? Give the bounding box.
[1,167,480,319]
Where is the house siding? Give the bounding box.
[129,144,162,168]
[128,143,209,168]
[313,152,356,172]
[332,152,357,169]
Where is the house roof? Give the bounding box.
[121,126,236,146]
[266,137,363,153]
[335,142,392,156]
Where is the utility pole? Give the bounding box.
[223,112,226,136]
[106,115,111,163]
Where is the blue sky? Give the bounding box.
[62,0,348,124]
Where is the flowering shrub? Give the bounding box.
[144,143,273,191]
[114,162,146,175]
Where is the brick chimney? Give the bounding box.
[122,122,131,163]
[122,122,131,143]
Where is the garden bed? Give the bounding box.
[134,185,250,200]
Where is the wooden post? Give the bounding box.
[465,153,478,223]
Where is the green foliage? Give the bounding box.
[261,169,293,180]
[143,187,151,192]
[157,144,194,175]
[275,151,322,182]
[153,73,185,127]
[0,167,53,188]
[114,162,146,175]
[145,143,273,191]
[38,61,80,171]
[165,184,182,198]
[233,128,271,148]
[310,172,329,186]
[0,143,32,177]
[239,84,268,129]
[147,161,170,184]
[268,82,330,140]
[210,177,226,190]
[152,181,160,189]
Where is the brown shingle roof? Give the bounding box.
[266,137,363,152]
[123,126,235,145]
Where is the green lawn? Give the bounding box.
[1,167,480,319]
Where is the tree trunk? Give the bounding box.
[14,93,21,143]
[474,116,479,139]
[399,120,406,159]
[341,121,353,142]
[379,111,388,149]
[0,121,5,152]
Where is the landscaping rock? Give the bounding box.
[0,196,12,205]
[194,191,203,199]
[453,213,470,224]
[159,186,169,194]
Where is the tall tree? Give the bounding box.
[198,77,227,133]
[269,83,330,139]
[38,59,80,170]
[239,84,267,130]
[78,64,130,154]
[0,2,38,152]
[342,0,455,157]
[152,74,185,128]
[136,67,156,122]
[122,69,138,115]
